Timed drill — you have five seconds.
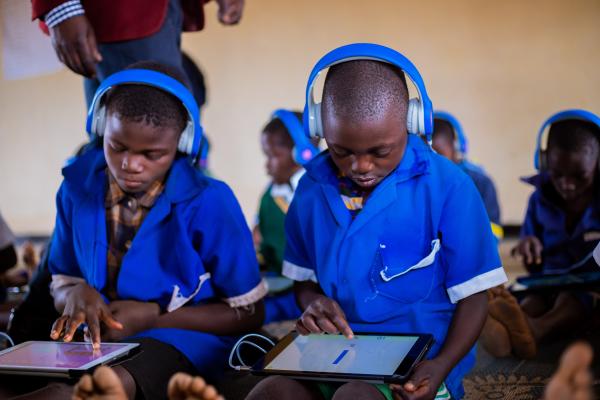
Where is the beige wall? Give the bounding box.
[1,0,600,234]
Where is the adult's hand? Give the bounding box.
[49,15,102,78]
[215,0,245,25]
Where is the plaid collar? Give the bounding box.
[105,170,164,209]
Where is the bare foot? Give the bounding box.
[488,287,537,359]
[479,315,512,358]
[72,366,127,400]
[544,342,594,400]
[167,372,224,400]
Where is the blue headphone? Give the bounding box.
[534,109,600,171]
[86,69,204,162]
[272,109,319,165]
[303,43,433,140]
[433,111,468,156]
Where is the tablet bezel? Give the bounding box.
[0,341,140,378]
[251,331,434,384]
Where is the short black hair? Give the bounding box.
[262,111,304,149]
[104,61,189,133]
[547,119,600,156]
[322,60,408,124]
[433,118,455,143]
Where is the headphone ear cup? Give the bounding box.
[406,98,421,134]
[178,121,194,154]
[310,102,323,138]
[539,150,547,171]
[93,104,107,138]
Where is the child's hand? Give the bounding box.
[390,359,446,400]
[50,283,122,350]
[296,295,354,338]
[511,236,543,265]
[102,300,160,341]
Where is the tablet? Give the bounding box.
[510,270,600,294]
[251,332,433,384]
[0,341,140,378]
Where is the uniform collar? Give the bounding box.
[62,146,208,204]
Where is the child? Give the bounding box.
[431,114,503,240]
[481,111,600,359]
[255,110,318,324]
[0,61,266,399]
[246,43,506,400]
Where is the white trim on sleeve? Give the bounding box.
[446,267,507,304]
[223,278,268,308]
[282,260,318,282]
[45,1,85,28]
[593,242,600,267]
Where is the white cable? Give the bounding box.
[228,333,275,370]
[0,332,15,348]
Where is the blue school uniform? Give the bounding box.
[521,173,600,274]
[282,135,506,398]
[459,162,501,229]
[48,147,267,379]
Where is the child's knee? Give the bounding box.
[332,381,386,400]
[246,376,307,399]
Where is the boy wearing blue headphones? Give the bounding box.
[1,62,266,399]
[481,111,600,360]
[246,44,506,400]
[431,114,503,241]
[255,109,319,324]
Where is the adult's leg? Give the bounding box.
[94,0,185,83]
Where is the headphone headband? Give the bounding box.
[272,109,319,165]
[303,43,433,139]
[86,69,203,161]
[433,111,468,155]
[534,109,600,170]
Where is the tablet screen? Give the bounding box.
[265,334,419,375]
[0,342,132,369]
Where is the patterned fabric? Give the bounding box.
[337,173,369,219]
[104,170,164,299]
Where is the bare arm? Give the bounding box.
[154,300,265,335]
[391,291,488,400]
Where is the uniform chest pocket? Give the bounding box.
[370,239,440,303]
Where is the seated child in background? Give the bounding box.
[246,44,507,400]
[0,211,18,305]
[254,109,318,324]
[431,114,503,240]
[481,111,600,359]
[0,61,266,399]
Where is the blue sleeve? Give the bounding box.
[520,193,540,239]
[440,177,507,303]
[193,182,266,307]
[282,194,317,282]
[480,175,501,225]
[48,183,83,278]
